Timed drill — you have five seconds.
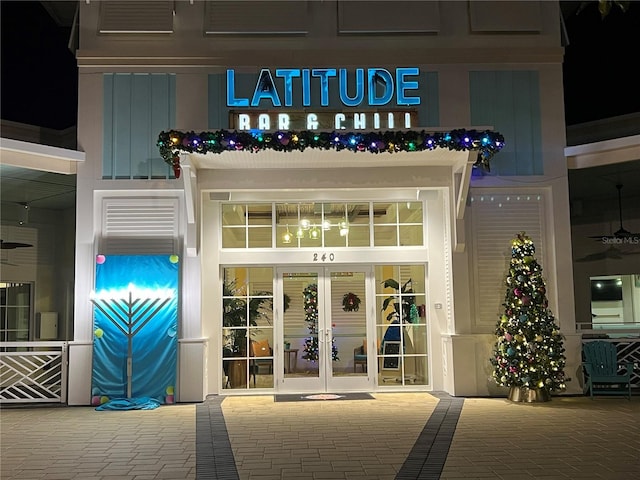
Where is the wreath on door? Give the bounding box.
[342,292,361,312]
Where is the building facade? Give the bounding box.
[65,0,582,405]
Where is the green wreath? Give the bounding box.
[342,292,361,312]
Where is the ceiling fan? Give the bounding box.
[0,240,33,250]
[576,245,640,263]
[589,184,640,241]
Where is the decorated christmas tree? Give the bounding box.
[490,232,567,401]
[301,283,339,362]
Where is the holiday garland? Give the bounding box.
[301,283,339,362]
[490,232,567,395]
[157,128,505,177]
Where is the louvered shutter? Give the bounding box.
[469,192,546,327]
[100,197,179,254]
[99,1,174,33]
[205,1,309,35]
[338,1,440,34]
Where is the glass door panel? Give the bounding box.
[375,265,429,386]
[222,267,274,391]
[278,266,373,393]
[281,269,323,392]
[324,267,373,392]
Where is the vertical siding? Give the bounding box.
[103,75,114,178]
[130,74,151,178]
[208,73,228,129]
[150,75,176,177]
[469,71,542,176]
[103,73,176,179]
[419,71,439,128]
[113,74,132,178]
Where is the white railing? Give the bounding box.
[0,342,67,404]
[576,321,640,338]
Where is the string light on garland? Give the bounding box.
[157,128,505,177]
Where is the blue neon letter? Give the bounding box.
[226,69,249,107]
[275,69,301,107]
[368,68,394,106]
[302,69,311,107]
[396,67,420,106]
[339,69,364,107]
[251,69,282,107]
[312,69,337,106]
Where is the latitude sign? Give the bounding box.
[227,67,421,131]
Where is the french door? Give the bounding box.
[277,266,373,393]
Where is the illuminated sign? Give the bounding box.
[226,67,421,108]
[230,110,418,131]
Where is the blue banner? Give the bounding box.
[91,254,179,405]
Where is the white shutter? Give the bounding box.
[205,1,309,35]
[99,1,174,33]
[100,197,179,254]
[338,1,440,34]
[469,192,546,328]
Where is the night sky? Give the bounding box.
[562,2,640,125]
[1,1,639,129]
[1,1,78,130]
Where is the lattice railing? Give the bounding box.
[0,342,67,403]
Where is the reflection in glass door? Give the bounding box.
[279,267,372,393]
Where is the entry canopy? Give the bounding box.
[157,129,505,177]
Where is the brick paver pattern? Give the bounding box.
[1,393,638,480]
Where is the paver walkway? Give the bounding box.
[1,393,638,480]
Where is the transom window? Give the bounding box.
[221,201,423,249]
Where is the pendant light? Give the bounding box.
[282,225,293,244]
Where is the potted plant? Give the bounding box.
[381,278,416,323]
[223,281,271,387]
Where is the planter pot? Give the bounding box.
[508,386,550,403]
[228,359,248,388]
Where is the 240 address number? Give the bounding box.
[313,253,335,262]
